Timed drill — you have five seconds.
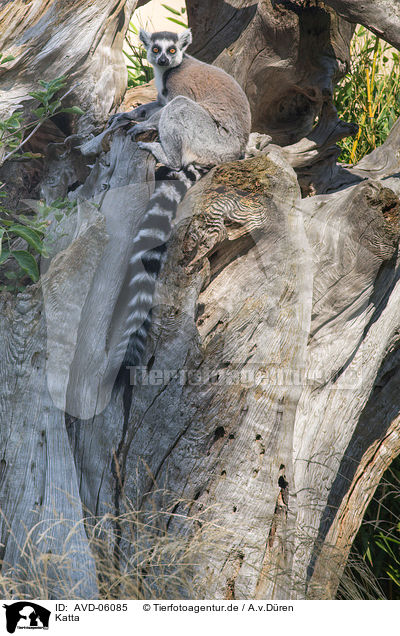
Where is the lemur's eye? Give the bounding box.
[169,47,176,54]
[152,47,159,53]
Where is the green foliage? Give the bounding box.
[0,198,47,288]
[0,53,15,65]
[0,110,24,156]
[0,63,83,290]
[124,23,154,88]
[161,3,188,28]
[340,455,400,599]
[35,196,77,224]
[29,77,84,121]
[0,75,84,165]
[0,189,77,290]
[335,27,400,164]
[375,533,400,590]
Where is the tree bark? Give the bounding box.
[323,0,400,50]
[188,0,354,146]
[0,0,400,600]
[0,0,137,129]
[0,0,143,599]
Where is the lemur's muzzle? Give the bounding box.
[158,55,169,66]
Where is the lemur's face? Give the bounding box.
[149,37,182,68]
[140,29,192,69]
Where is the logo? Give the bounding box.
[3,603,50,634]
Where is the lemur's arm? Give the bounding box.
[81,99,164,156]
[108,99,164,126]
[128,104,164,138]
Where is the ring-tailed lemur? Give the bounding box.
[112,28,251,384]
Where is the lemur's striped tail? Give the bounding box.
[114,163,207,386]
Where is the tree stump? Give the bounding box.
[0,0,399,600]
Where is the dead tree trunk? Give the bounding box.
[0,0,399,600]
[323,0,400,50]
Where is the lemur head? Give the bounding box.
[139,29,192,68]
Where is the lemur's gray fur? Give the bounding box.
[112,28,251,384]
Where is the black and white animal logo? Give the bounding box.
[3,602,50,633]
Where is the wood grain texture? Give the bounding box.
[0,289,98,597]
[1,133,400,599]
[1,0,400,601]
[187,0,354,145]
[323,0,400,50]
[0,0,138,130]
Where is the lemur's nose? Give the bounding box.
[158,55,169,66]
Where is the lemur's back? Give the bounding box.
[111,29,252,389]
[164,55,251,151]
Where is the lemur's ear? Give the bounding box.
[178,28,192,51]
[139,29,151,48]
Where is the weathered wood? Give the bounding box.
[0,0,140,208]
[1,0,400,601]
[0,287,99,598]
[187,0,353,143]
[115,150,313,599]
[0,130,154,596]
[0,0,146,597]
[0,0,138,128]
[293,179,400,598]
[323,0,400,50]
[184,0,358,195]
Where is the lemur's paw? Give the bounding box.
[130,105,149,121]
[108,111,135,127]
[129,123,145,139]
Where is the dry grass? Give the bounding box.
[0,494,232,600]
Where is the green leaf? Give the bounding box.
[365,545,373,567]
[387,570,400,588]
[161,3,182,16]
[29,90,48,103]
[166,17,188,27]
[0,227,4,257]
[9,225,44,254]
[0,250,10,265]
[0,55,15,65]
[11,250,40,282]
[49,100,62,114]
[19,152,44,160]
[61,106,85,115]
[32,106,46,119]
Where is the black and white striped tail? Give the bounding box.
[115,163,207,386]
